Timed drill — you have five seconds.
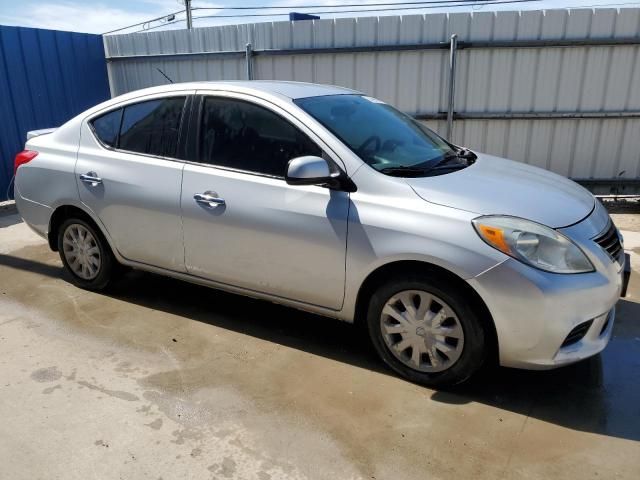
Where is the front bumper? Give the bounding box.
[553,308,614,367]
[468,253,624,370]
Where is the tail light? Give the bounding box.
[14,150,38,174]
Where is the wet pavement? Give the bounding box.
[1,208,639,479]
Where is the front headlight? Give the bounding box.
[472,216,594,274]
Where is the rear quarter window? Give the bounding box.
[91,108,123,148]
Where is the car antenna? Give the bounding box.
[156,67,174,84]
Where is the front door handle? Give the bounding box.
[194,192,225,208]
[79,172,102,187]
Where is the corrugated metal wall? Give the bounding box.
[0,25,110,199]
[104,8,640,189]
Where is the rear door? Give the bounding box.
[76,91,193,271]
[180,93,350,309]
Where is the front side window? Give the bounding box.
[295,95,458,175]
[91,108,122,148]
[198,97,321,177]
[119,97,186,157]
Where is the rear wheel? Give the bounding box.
[57,217,115,291]
[366,274,487,387]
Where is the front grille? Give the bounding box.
[593,222,623,262]
[561,320,593,348]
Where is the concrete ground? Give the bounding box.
[1,205,639,480]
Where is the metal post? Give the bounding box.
[446,34,458,141]
[245,43,254,80]
[185,0,193,30]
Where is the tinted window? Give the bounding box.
[295,95,455,173]
[119,97,186,157]
[91,108,122,147]
[199,97,321,177]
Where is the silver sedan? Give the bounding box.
[14,81,627,386]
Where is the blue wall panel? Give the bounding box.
[0,25,110,199]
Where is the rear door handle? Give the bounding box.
[194,192,225,208]
[79,172,102,186]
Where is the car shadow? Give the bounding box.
[1,252,639,443]
[0,252,62,277]
[106,268,640,444]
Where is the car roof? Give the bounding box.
[116,81,360,101]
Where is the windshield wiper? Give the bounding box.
[379,148,476,177]
[455,147,477,160]
[380,159,466,177]
[379,166,429,177]
[423,150,475,172]
[425,161,469,172]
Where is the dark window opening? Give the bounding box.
[198,97,322,177]
[91,108,122,148]
[119,97,186,158]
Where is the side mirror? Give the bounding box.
[286,155,357,192]
[286,156,331,185]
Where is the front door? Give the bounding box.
[180,95,349,309]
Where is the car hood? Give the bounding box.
[407,153,595,228]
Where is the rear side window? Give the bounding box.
[119,97,186,157]
[198,97,321,177]
[91,109,122,148]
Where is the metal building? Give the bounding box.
[104,8,640,193]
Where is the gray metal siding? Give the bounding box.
[104,8,640,186]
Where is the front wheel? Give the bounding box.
[57,217,116,291]
[366,274,487,387]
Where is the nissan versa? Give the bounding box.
[14,81,629,386]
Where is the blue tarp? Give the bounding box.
[0,25,110,199]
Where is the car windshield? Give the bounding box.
[294,94,457,174]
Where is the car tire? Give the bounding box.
[57,217,116,291]
[366,273,487,387]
